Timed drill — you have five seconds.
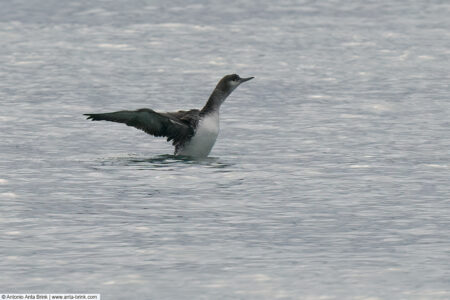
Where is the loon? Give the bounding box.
[84,74,254,158]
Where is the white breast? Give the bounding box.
[177,112,220,158]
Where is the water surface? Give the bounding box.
[1,0,449,299]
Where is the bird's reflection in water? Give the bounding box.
[96,154,234,170]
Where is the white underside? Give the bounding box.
[177,112,220,158]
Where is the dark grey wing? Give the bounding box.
[162,109,201,151]
[163,109,200,129]
[84,108,195,144]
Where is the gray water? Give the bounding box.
[1,0,450,299]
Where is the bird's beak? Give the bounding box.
[240,76,254,83]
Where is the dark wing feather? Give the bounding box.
[84,108,198,145]
[163,109,200,129]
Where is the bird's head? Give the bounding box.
[215,74,254,94]
[201,74,254,114]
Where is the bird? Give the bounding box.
[84,74,254,158]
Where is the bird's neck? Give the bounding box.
[200,88,230,116]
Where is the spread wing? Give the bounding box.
[84,108,199,145]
